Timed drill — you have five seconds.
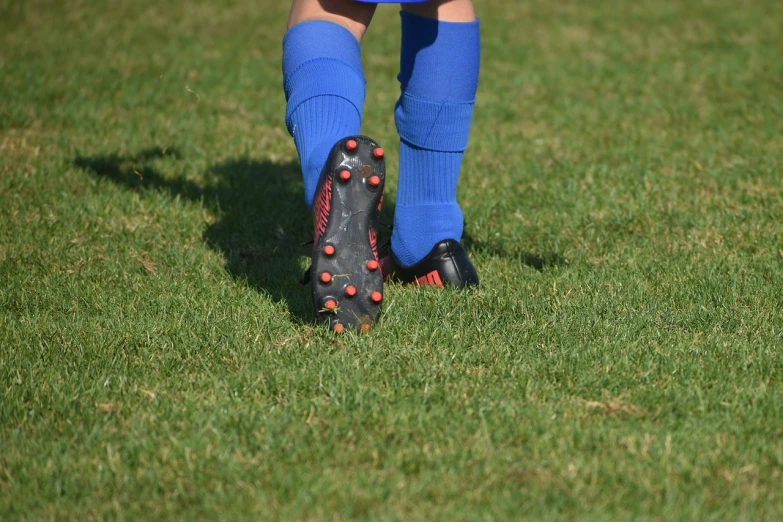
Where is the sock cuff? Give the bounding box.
[285,61,365,134]
[283,20,363,78]
[395,93,474,152]
[283,21,366,135]
[398,12,480,102]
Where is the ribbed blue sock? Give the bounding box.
[282,21,365,209]
[391,12,480,266]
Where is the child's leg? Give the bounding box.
[283,0,376,208]
[285,1,388,331]
[391,0,480,266]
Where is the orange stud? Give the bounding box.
[333,323,344,333]
[373,147,384,158]
[344,285,357,297]
[366,260,379,271]
[319,272,332,284]
[370,291,383,303]
[346,139,357,151]
[360,323,371,333]
[324,299,337,311]
[368,175,380,187]
[339,170,351,182]
[323,245,335,256]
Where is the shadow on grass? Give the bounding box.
[73,146,560,324]
[73,147,318,323]
[462,231,568,271]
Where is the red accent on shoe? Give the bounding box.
[346,139,357,151]
[345,285,357,297]
[369,228,378,261]
[339,170,351,182]
[319,272,332,284]
[323,245,335,256]
[377,194,383,212]
[368,175,380,187]
[366,260,379,271]
[324,299,337,311]
[380,239,478,289]
[312,173,332,246]
[360,323,371,333]
[373,148,384,158]
[333,323,344,333]
[416,270,445,288]
[370,291,382,303]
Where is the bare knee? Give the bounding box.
[288,0,376,42]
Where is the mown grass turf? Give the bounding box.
[1,0,782,520]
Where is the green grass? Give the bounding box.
[2,0,782,520]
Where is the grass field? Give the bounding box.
[2,0,782,519]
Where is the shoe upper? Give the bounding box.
[381,239,479,288]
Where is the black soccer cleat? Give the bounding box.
[309,136,385,333]
[380,239,479,289]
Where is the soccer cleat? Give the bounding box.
[310,135,385,332]
[380,239,479,289]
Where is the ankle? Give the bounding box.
[391,202,463,266]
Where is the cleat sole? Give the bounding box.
[311,136,386,331]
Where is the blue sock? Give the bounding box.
[391,12,480,266]
[282,21,365,209]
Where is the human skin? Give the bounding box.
[287,0,476,42]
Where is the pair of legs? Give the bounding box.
[283,0,480,267]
